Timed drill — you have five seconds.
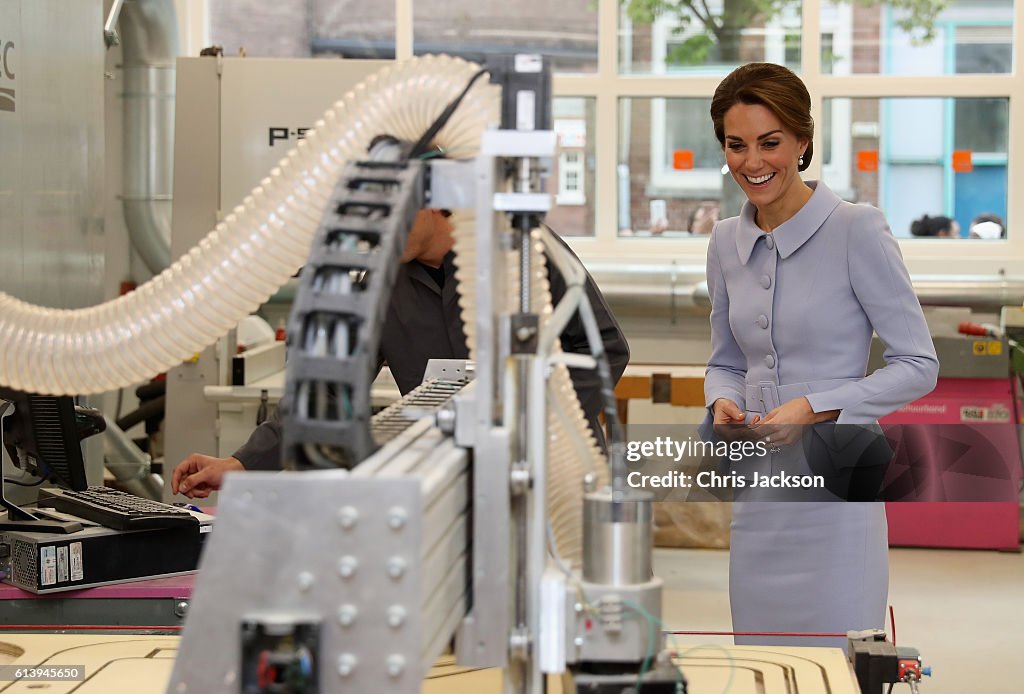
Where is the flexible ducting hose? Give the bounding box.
[0,55,499,396]
[0,53,603,565]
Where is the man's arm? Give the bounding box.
[231,403,284,470]
[172,402,283,498]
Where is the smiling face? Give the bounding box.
[723,102,810,224]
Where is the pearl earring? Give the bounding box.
[799,155,805,167]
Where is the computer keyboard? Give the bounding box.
[37,486,199,532]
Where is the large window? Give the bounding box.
[414,0,597,73]
[823,97,1009,239]
[821,0,1013,76]
[206,0,1023,272]
[209,1,396,58]
[620,1,802,75]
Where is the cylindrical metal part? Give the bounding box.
[582,489,653,585]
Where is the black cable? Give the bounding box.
[4,476,46,487]
[408,68,489,159]
[135,380,166,400]
[115,395,165,432]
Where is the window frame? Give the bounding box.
[197,0,1024,275]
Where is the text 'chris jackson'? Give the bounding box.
[626,470,826,490]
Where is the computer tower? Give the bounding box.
[0,519,211,594]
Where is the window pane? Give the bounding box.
[414,0,597,73]
[955,99,1008,154]
[209,1,397,58]
[821,0,1013,75]
[620,1,802,75]
[822,97,1008,241]
[546,98,596,237]
[618,98,729,237]
[310,1,396,58]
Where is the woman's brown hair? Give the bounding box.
[710,62,814,172]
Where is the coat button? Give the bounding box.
[757,315,769,329]
[761,274,771,289]
[764,354,776,368]
[764,234,775,250]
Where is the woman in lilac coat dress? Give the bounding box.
[703,63,938,649]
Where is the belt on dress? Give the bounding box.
[746,378,858,414]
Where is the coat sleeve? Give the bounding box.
[704,226,748,412]
[232,403,283,470]
[544,234,630,444]
[804,209,938,423]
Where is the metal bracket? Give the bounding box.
[509,314,539,354]
[104,0,126,47]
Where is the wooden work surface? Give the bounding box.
[0,635,859,693]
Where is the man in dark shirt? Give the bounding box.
[172,209,629,498]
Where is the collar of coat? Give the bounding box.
[735,180,842,265]
[405,251,458,296]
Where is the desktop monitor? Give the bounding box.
[0,388,90,492]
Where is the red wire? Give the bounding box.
[0,624,181,631]
[889,605,896,647]
[664,630,846,638]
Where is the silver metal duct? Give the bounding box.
[119,0,178,275]
[586,263,1024,315]
[103,414,164,500]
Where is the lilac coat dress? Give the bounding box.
[704,180,938,649]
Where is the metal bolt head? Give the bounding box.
[387,605,406,628]
[338,555,358,579]
[435,406,456,434]
[174,600,189,618]
[386,654,405,678]
[338,604,358,627]
[386,556,407,579]
[510,464,531,495]
[515,326,535,342]
[337,653,357,677]
[387,507,407,530]
[337,506,359,530]
[508,629,530,661]
[298,571,315,592]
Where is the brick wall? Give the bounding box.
[849,4,882,206]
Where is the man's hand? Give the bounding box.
[750,396,838,447]
[172,454,245,498]
[712,398,756,442]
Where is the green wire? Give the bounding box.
[619,598,685,693]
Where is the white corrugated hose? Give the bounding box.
[0,55,498,395]
[0,54,604,563]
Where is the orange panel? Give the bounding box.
[856,150,878,172]
[673,150,695,170]
[952,150,973,173]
